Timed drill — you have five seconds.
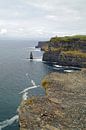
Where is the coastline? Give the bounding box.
[19,69,86,130]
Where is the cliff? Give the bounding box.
[43,51,86,67]
[35,41,49,50]
[19,69,86,130]
[37,35,86,67]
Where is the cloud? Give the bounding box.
[0,28,7,35]
[0,0,85,38]
[24,0,54,11]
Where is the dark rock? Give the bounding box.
[43,51,86,67]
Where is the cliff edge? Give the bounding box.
[19,69,86,130]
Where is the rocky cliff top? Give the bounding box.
[19,69,86,130]
[36,35,86,52]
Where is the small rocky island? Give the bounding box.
[19,69,86,130]
[37,35,86,67]
[30,52,33,60]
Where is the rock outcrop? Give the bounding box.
[19,69,86,130]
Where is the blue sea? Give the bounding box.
[0,39,56,130]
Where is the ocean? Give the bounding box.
[0,39,55,130]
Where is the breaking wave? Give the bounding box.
[25,58,42,62]
[64,70,74,73]
[0,71,40,129]
[31,80,36,86]
[33,58,42,62]
[54,65,62,68]
[22,92,28,100]
[19,85,40,94]
[20,73,40,101]
[0,115,19,130]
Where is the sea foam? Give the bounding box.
[19,85,40,94]
[54,65,62,68]
[64,70,74,73]
[22,92,28,100]
[0,115,19,130]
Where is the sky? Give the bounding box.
[0,0,86,39]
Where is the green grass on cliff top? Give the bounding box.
[63,50,86,58]
[50,35,86,43]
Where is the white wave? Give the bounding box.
[22,92,28,100]
[54,65,62,68]
[19,85,40,94]
[25,58,42,62]
[0,115,19,130]
[31,80,36,86]
[33,58,42,62]
[64,70,74,73]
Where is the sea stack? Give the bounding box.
[30,52,33,59]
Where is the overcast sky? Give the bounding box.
[0,0,86,39]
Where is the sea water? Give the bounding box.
[0,39,54,130]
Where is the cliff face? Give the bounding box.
[43,51,86,67]
[19,69,86,130]
[40,35,86,67]
[49,35,86,52]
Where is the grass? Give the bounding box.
[41,79,49,89]
[63,50,86,58]
[25,97,35,105]
[50,35,86,43]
